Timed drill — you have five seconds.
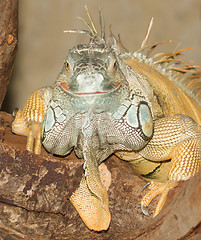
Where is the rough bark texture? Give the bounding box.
[0,0,18,108]
[0,111,201,240]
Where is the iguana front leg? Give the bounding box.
[12,87,53,154]
[140,114,201,216]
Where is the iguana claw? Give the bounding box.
[141,181,151,192]
[141,202,149,216]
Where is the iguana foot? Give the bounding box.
[12,88,52,154]
[141,181,178,216]
[12,109,42,154]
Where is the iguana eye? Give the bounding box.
[107,57,117,76]
[65,61,69,70]
[113,60,117,70]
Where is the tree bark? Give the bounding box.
[0,111,201,240]
[0,0,18,108]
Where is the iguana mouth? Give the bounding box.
[60,82,121,95]
[73,91,108,95]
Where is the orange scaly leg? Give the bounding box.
[140,114,201,217]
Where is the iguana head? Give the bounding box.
[62,43,122,93]
[55,39,130,111]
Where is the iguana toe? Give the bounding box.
[141,181,178,217]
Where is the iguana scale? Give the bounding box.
[12,9,201,231]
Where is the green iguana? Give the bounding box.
[12,9,201,231]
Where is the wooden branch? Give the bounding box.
[0,0,18,108]
[0,111,200,239]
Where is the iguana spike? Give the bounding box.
[153,48,193,62]
[168,65,201,73]
[99,8,105,40]
[77,16,96,36]
[136,40,173,57]
[109,25,117,42]
[109,25,128,53]
[118,34,129,52]
[141,17,154,49]
[64,29,94,37]
[85,5,98,35]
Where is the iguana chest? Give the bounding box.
[41,88,153,157]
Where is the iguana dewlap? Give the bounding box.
[12,10,201,231]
